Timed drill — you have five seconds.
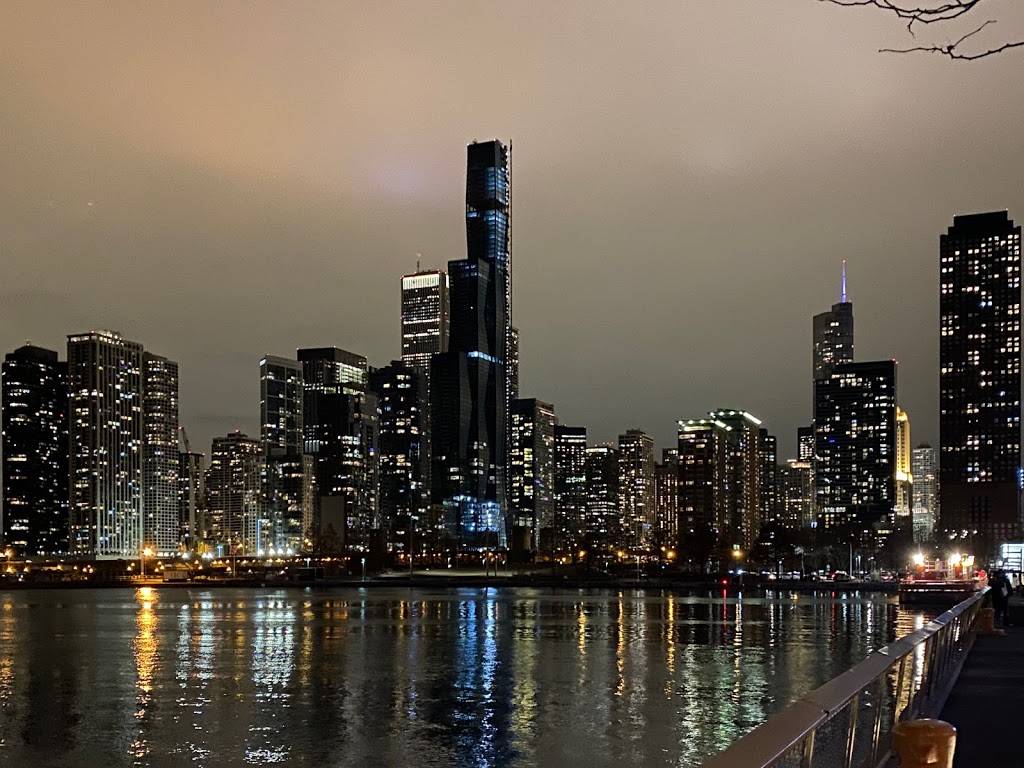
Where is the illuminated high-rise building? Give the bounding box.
[939,212,1022,553]
[759,429,778,527]
[259,355,311,553]
[778,459,814,530]
[912,444,938,544]
[299,347,377,549]
[814,360,896,544]
[618,429,655,550]
[401,270,449,375]
[677,418,729,570]
[798,426,815,461]
[553,425,587,553]
[654,450,679,549]
[709,409,763,552]
[369,361,428,554]
[509,398,556,553]
[812,261,854,380]
[584,444,619,550]
[142,353,180,555]
[431,140,511,549]
[508,326,520,402]
[205,430,262,553]
[67,330,144,559]
[1,345,68,556]
[894,406,913,526]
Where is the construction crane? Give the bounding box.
[178,426,203,551]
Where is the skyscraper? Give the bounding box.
[67,331,144,559]
[709,409,763,552]
[509,398,556,554]
[677,418,729,570]
[178,448,204,548]
[369,361,428,555]
[618,429,655,550]
[205,430,262,553]
[401,270,449,374]
[654,450,679,550]
[814,360,897,544]
[939,211,1022,552]
[259,355,310,553]
[431,140,511,549]
[1,345,68,556]
[894,406,913,526]
[142,353,180,555]
[797,426,815,461]
[812,261,854,380]
[508,326,520,402]
[553,425,587,555]
[759,429,778,527]
[584,444,619,551]
[778,459,814,530]
[299,347,378,550]
[912,444,938,545]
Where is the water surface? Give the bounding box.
[0,587,924,767]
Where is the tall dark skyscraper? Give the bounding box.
[939,211,1023,552]
[67,330,145,559]
[370,360,428,555]
[814,360,897,543]
[431,139,511,549]
[677,418,728,570]
[259,355,311,554]
[812,262,854,380]
[554,425,587,554]
[299,347,378,549]
[584,444,619,551]
[1,345,68,556]
[142,353,180,555]
[401,270,449,375]
[654,449,679,549]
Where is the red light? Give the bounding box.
[720,578,728,585]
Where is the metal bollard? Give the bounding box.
[892,719,956,768]
[977,607,996,634]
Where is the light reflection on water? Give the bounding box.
[0,588,927,768]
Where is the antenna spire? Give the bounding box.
[416,252,422,272]
[841,259,848,304]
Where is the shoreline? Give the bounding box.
[0,575,898,593]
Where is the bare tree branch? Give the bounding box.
[819,0,1023,59]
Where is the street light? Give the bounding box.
[141,546,154,578]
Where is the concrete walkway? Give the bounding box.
[940,625,1024,767]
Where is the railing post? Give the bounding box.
[842,692,860,768]
[893,654,909,726]
[865,674,886,768]
[800,730,815,768]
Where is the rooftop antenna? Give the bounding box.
[416,252,422,272]
[841,259,848,304]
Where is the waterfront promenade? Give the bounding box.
[941,601,1024,767]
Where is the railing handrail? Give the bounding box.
[704,587,989,768]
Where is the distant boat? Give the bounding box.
[898,555,982,605]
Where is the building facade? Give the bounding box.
[205,430,262,553]
[553,425,587,555]
[812,262,854,380]
[67,331,145,559]
[509,398,556,554]
[894,406,912,527]
[299,347,377,551]
[759,429,778,528]
[912,444,939,545]
[142,353,180,555]
[369,361,429,555]
[1,345,68,556]
[654,451,679,550]
[939,211,1022,553]
[584,445,619,552]
[778,459,814,530]
[813,360,897,546]
[401,270,449,374]
[618,429,655,551]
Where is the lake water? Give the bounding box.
[0,587,926,768]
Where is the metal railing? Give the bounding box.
[704,588,989,768]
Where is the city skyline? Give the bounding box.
[4,4,1024,462]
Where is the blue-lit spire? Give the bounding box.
[841,259,848,304]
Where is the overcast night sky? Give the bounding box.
[2,1,1024,459]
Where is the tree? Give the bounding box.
[821,0,1024,60]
